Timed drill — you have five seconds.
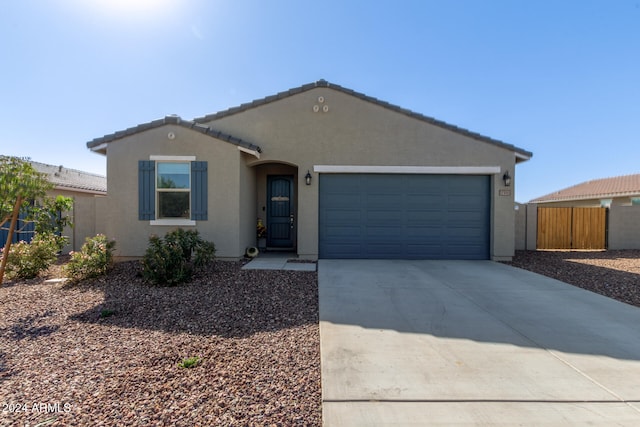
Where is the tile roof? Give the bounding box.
[86,115,262,155]
[530,173,640,203]
[30,161,107,194]
[194,79,533,161]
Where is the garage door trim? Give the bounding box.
[314,165,500,174]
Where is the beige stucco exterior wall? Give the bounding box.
[514,202,538,251]
[102,125,247,259]
[44,189,104,253]
[238,158,257,255]
[201,87,519,260]
[515,203,526,250]
[608,205,640,249]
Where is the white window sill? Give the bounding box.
[150,219,196,226]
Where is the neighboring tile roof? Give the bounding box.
[86,115,262,155]
[530,173,640,203]
[30,161,107,194]
[194,79,533,161]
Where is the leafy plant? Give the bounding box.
[64,234,116,282]
[141,229,215,286]
[142,235,191,286]
[256,218,266,239]
[178,356,201,369]
[0,155,71,286]
[3,232,64,280]
[100,309,116,318]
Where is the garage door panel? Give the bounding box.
[324,226,361,238]
[323,194,362,207]
[324,208,362,222]
[406,195,445,207]
[406,226,444,238]
[406,210,445,223]
[365,226,403,238]
[366,243,403,254]
[366,210,403,223]
[319,174,489,259]
[367,194,403,207]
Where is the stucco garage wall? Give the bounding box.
[104,125,244,259]
[202,87,518,260]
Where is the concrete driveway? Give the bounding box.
[318,260,640,426]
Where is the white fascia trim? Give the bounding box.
[238,146,261,159]
[313,165,501,174]
[90,143,108,152]
[91,142,109,152]
[515,152,531,161]
[150,155,196,161]
[150,219,197,226]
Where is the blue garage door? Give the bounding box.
[319,174,490,259]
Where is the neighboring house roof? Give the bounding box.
[86,115,262,156]
[530,173,640,203]
[30,161,107,194]
[86,80,531,162]
[194,79,533,162]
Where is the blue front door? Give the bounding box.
[267,175,295,249]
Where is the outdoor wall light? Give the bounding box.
[305,170,312,186]
[503,170,512,187]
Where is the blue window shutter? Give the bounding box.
[138,160,155,220]
[191,161,208,220]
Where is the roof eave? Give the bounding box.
[52,184,107,195]
[85,116,262,155]
[515,151,532,163]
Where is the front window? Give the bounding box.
[157,162,190,218]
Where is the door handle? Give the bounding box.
[289,214,295,229]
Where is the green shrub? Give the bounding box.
[178,356,201,369]
[64,234,115,282]
[4,233,64,280]
[100,309,116,318]
[141,229,216,286]
[141,235,191,286]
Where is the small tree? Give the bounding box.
[0,156,72,284]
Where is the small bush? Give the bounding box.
[178,356,201,369]
[141,229,216,286]
[141,235,191,286]
[100,309,116,318]
[65,234,115,282]
[4,233,64,280]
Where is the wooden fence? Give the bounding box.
[537,207,607,250]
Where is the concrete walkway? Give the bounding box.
[319,259,640,425]
[242,253,316,271]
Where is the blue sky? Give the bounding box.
[1,0,639,202]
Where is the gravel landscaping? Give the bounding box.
[0,259,321,426]
[504,249,640,308]
[2,249,638,426]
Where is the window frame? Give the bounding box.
[149,155,197,226]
